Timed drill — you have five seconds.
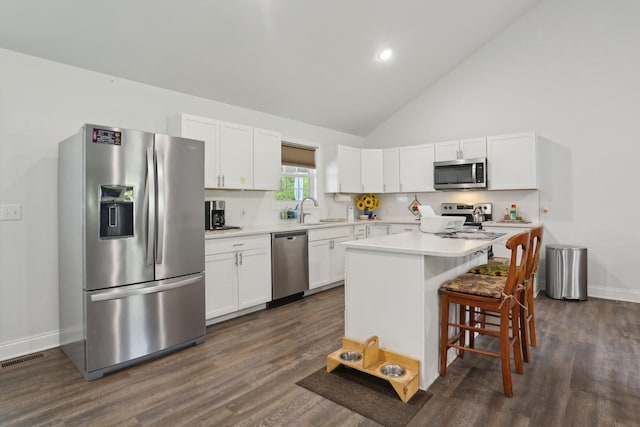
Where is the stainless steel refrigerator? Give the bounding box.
[58,124,205,380]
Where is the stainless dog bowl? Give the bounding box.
[380,364,405,378]
[339,351,362,362]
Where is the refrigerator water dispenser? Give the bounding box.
[99,185,134,238]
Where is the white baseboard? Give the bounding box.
[536,282,640,304]
[205,304,266,326]
[588,286,640,303]
[0,330,60,362]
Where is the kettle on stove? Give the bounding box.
[472,207,486,223]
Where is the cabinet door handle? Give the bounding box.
[234,252,238,265]
[222,175,225,187]
[239,252,243,265]
[330,240,334,249]
[217,175,221,187]
[383,184,386,192]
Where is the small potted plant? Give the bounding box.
[355,194,381,220]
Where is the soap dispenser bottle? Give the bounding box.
[510,204,517,220]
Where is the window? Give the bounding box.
[275,142,317,202]
[275,166,316,201]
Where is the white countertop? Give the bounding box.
[205,221,354,239]
[342,230,505,257]
[204,218,538,240]
[482,220,539,228]
[204,218,417,239]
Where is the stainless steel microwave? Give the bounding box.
[433,158,487,190]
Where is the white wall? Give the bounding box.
[0,48,363,361]
[365,0,640,302]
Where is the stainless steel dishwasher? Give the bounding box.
[271,230,309,301]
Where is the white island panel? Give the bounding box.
[343,231,499,390]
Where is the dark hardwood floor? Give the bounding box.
[1,287,639,426]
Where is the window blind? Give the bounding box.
[281,143,316,168]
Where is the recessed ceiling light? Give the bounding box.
[378,48,393,62]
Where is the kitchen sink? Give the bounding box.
[319,218,346,222]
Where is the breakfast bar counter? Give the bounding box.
[342,231,505,390]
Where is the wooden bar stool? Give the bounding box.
[522,226,543,348]
[467,226,543,362]
[439,230,529,397]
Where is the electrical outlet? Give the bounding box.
[0,204,22,220]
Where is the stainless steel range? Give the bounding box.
[441,203,493,228]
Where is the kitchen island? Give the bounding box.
[342,230,505,390]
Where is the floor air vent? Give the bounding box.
[1,352,46,368]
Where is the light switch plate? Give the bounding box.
[0,204,22,220]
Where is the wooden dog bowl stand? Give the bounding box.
[327,336,420,403]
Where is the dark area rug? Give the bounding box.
[296,365,432,427]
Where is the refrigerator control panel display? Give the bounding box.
[92,128,121,145]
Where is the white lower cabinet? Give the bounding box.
[308,226,353,290]
[367,224,389,238]
[308,240,331,289]
[353,224,367,240]
[388,223,419,234]
[355,222,416,239]
[205,251,237,318]
[204,235,272,320]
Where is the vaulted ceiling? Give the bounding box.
[0,0,541,135]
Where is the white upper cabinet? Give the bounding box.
[487,132,537,190]
[434,137,487,161]
[169,114,281,190]
[325,145,362,193]
[399,144,435,192]
[382,148,400,193]
[168,114,220,188]
[361,149,383,193]
[253,128,281,190]
[220,122,253,189]
[461,137,488,159]
[434,140,460,162]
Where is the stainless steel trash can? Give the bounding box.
[545,244,587,300]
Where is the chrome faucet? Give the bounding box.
[299,196,319,223]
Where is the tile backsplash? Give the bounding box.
[205,189,540,227]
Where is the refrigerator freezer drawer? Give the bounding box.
[85,273,205,374]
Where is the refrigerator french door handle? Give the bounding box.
[156,148,165,264]
[145,146,156,266]
[90,273,205,302]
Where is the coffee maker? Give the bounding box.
[205,200,226,230]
